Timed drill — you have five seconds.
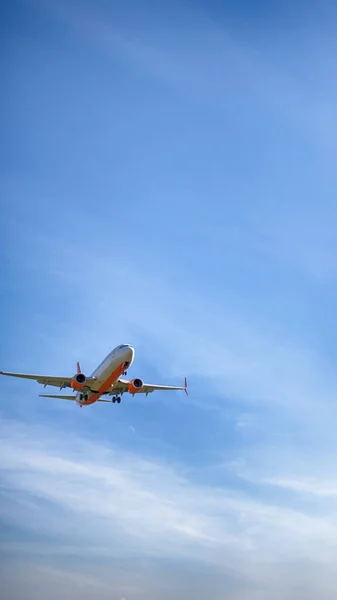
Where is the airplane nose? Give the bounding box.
[122,346,134,371]
[124,346,134,361]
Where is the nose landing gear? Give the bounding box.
[123,362,130,376]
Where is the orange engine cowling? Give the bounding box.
[128,378,144,395]
[71,373,87,390]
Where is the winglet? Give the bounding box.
[77,362,81,374]
[184,377,188,395]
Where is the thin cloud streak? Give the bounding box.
[5,227,337,422]
[36,0,337,161]
[32,242,337,416]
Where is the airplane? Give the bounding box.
[0,344,188,407]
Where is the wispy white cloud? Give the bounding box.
[224,444,337,513]
[265,476,337,498]
[2,417,337,574]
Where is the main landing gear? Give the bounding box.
[112,396,121,404]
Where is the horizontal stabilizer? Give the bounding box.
[39,394,77,401]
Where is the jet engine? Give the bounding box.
[71,372,87,390]
[128,378,144,395]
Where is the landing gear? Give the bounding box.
[112,396,121,404]
[123,362,129,376]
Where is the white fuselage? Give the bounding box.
[76,344,134,406]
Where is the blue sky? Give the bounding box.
[2,0,337,598]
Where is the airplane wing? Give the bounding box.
[39,394,77,400]
[0,370,96,390]
[111,377,188,396]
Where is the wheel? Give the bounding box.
[117,397,121,404]
[112,396,116,403]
